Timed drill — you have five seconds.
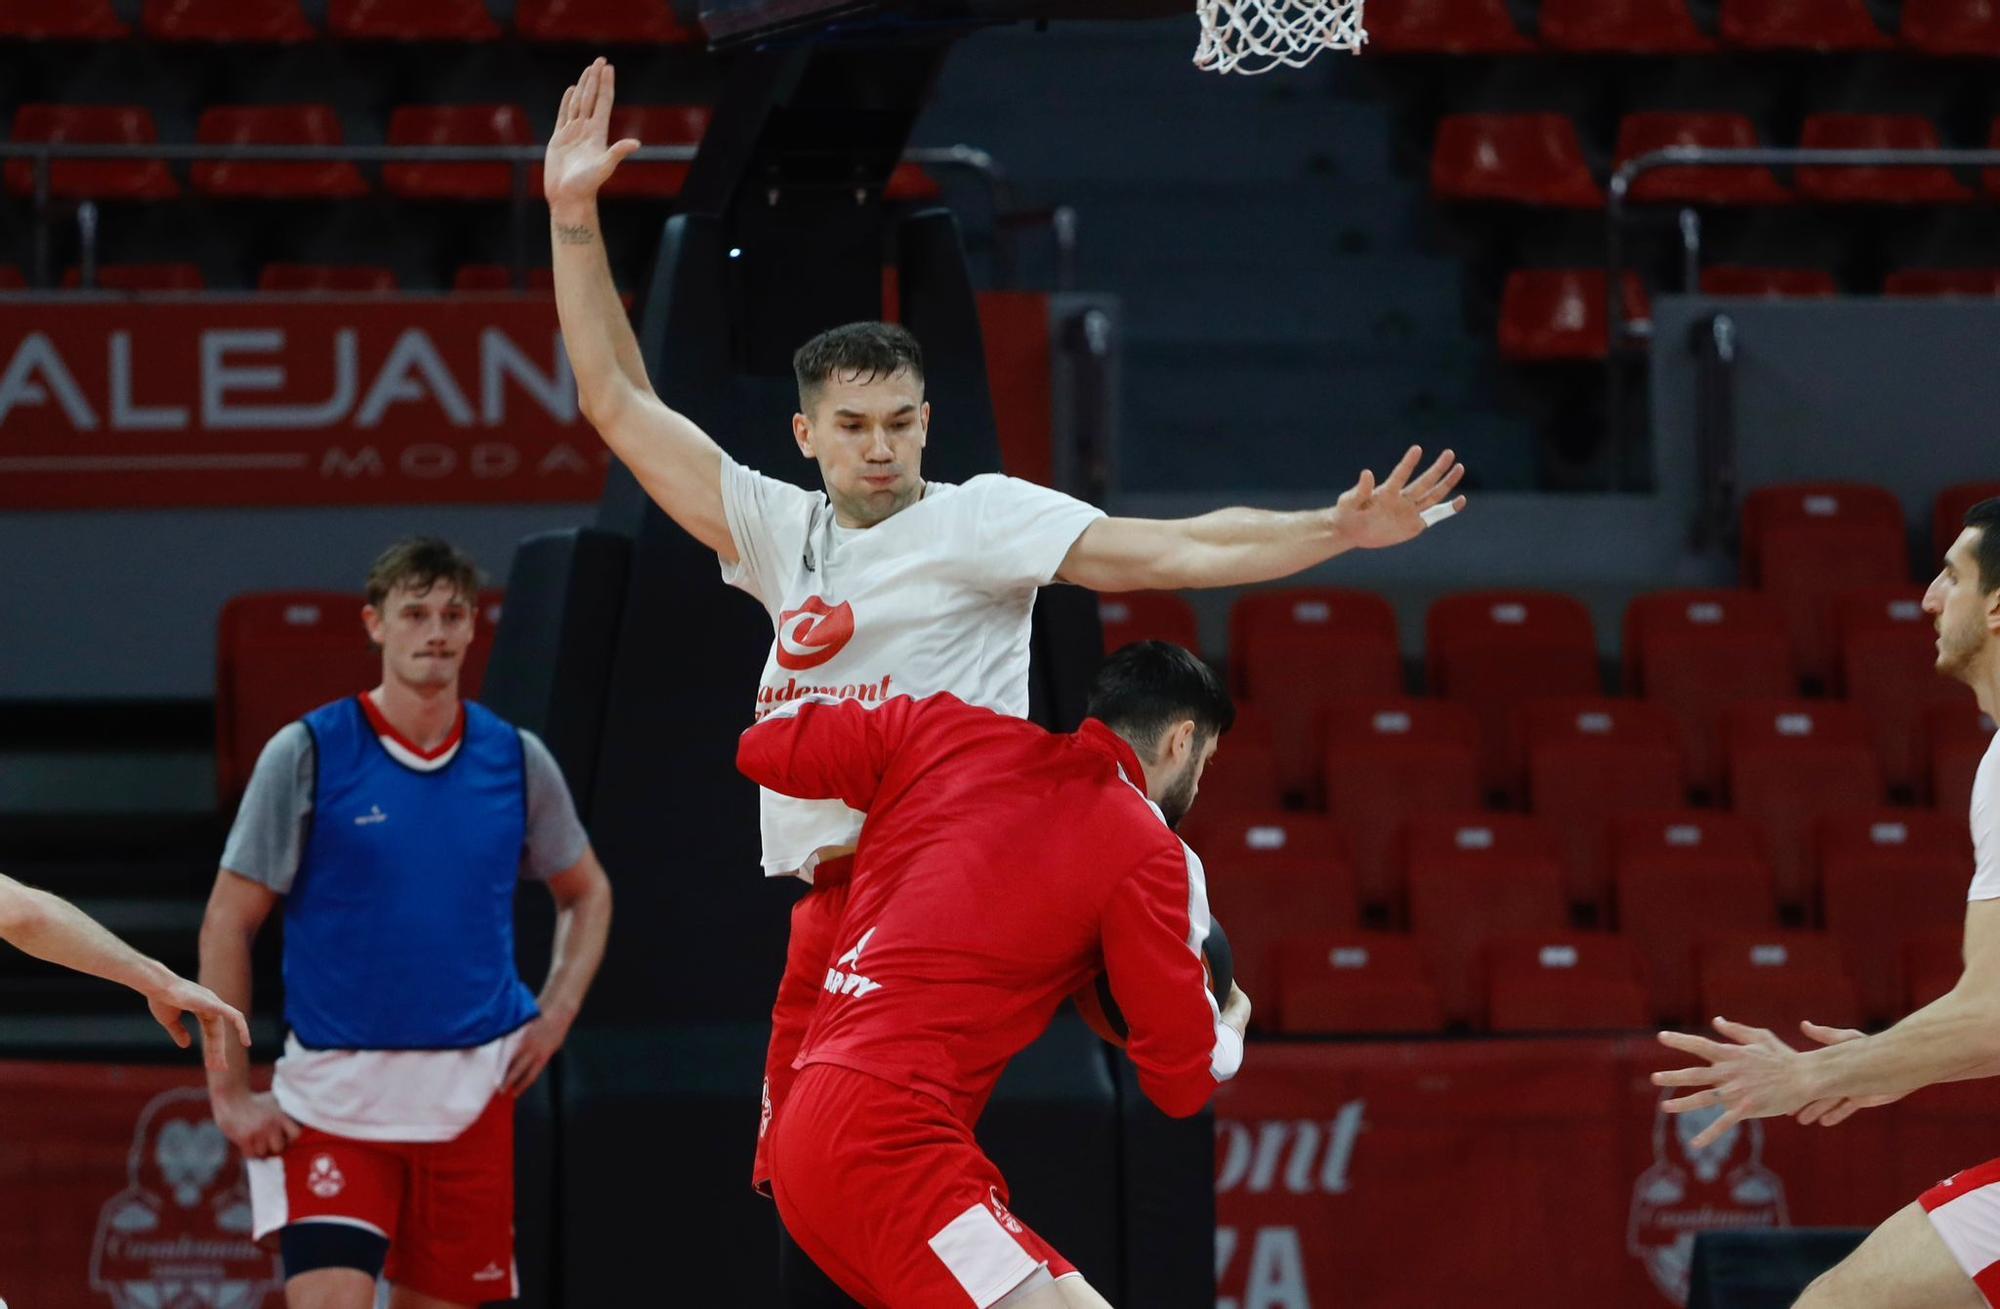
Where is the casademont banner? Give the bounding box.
[0,298,606,508]
[1214,1039,1998,1309]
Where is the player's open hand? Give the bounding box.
[145,975,252,1074]
[1791,1020,1904,1127]
[501,1011,572,1097]
[1330,446,1466,551]
[545,57,641,216]
[1651,1016,1823,1150]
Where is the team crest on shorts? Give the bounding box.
[988,1187,1023,1235]
[1628,1094,1787,1304]
[88,1087,284,1308]
[307,1155,346,1199]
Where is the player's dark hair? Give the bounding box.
[1086,641,1235,756]
[793,321,925,413]
[1964,498,2000,593]
[365,537,480,610]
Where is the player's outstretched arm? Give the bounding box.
[546,57,736,562]
[0,871,251,1067]
[1055,444,1466,592]
[1652,899,2000,1149]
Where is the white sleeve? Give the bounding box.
[1968,742,2000,901]
[717,455,820,615]
[949,474,1105,593]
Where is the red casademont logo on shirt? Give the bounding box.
[776,596,857,671]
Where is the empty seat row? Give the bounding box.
[0,0,698,44]
[3,103,712,201]
[1262,926,1960,1036]
[1372,0,2000,56]
[1436,112,2000,210]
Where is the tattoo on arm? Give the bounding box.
[553,222,597,246]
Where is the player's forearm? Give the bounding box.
[1806,989,2000,1101]
[1151,506,1355,589]
[549,198,654,424]
[0,877,176,997]
[197,921,258,1098]
[537,878,612,1026]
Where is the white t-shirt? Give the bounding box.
[719,455,1105,875]
[1966,731,2000,901]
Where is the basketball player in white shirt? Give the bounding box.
[547,56,1465,1301]
[1653,496,2000,1308]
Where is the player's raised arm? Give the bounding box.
[545,57,736,562]
[1055,444,1467,591]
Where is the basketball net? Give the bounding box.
[1194,0,1368,74]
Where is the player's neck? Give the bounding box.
[367,680,462,751]
[1974,660,2000,725]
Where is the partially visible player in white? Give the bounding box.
[546,54,1467,1302]
[0,871,250,1067]
[1653,495,2000,1309]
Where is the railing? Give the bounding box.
[1604,146,2000,503]
[0,140,1037,289]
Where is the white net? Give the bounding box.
[1194,0,1368,74]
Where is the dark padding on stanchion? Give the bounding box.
[1116,1048,1217,1309]
[1687,1229,1868,1308]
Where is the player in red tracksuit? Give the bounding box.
[735,642,1251,1309]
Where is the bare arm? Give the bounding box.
[545,57,737,562]
[0,872,250,1066]
[1055,445,1466,591]
[197,871,280,1102]
[500,847,614,1096]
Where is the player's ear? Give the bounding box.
[792,411,814,458]
[361,604,385,646]
[918,400,931,447]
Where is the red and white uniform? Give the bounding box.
[1922,731,2000,1302]
[718,455,1103,1190]
[737,692,1240,1306]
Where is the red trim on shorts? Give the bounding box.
[1923,1157,2000,1213]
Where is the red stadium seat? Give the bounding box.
[257,264,399,293]
[1431,114,1603,208]
[1614,817,1775,1023]
[1836,586,1978,793]
[600,105,711,199]
[1427,590,1600,798]
[1699,266,1838,298]
[1719,0,1891,48]
[1884,268,2000,298]
[1929,705,1997,818]
[1742,482,1910,686]
[216,592,377,801]
[1178,808,1344,867]
[1624,589,1795,796]
[1697,932,1865,1032]
[1364,0,1533,52]
[885,162,942,202]
[1272,934,1446,1034]
[1485,934,1652,1031]
[1497,269,1652,362]
[1099,592,1199,655]
[1905,928,1964,1010]
[0,0,126,37]
[1615,113,1789,206]
[1322,697,1483,913]
[61,263,206,291]
[5,105,178,201]
[513,0,699,42]
[1934,482,2000,564]
[453,264,557,292]
[1407,814,1569,1025]
[193,105,367,199]
[1520,697,1686,910]
[1210,854,1358,1028]
[1818,810,1969,1020]
[144,0,315,41]
[1229,588,1401,795]
[1902,0,2000,54]
[1796,115,1970,204]
[1194,710,1281,816]
[1540,0,1713,51]
[384,105,535,201]
[329,0,500,40]
[0,266,22,290]
[1725,700,1885,908]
